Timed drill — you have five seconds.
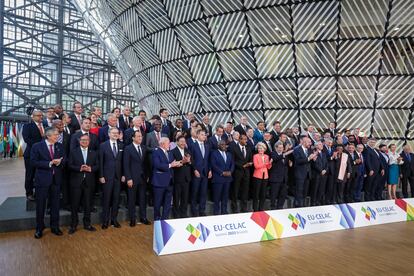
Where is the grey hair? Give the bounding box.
[256,142,266,151]
[45,127,58,137]
[159,137,170,146]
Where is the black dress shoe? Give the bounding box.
[34,230,43,239]
[68,227,76,235]
[111,221,121,228]
[51,228,63,236]
[140,218,151,225]
[101,223,108,229]
[84,225,96,232]
[130,220,136,227]
[92,207,98,213]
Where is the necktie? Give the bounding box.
[242,146,246,158]
[38,123,44,137]
[57,133,63,144]
[200,143,205,158]
[82,149,87,164]
[125,117,129,126]
[112,142,117,157]
[165,150,169,161]
[142,122,146,131]
[65,126,69,134]
[304,148,308,157]
[48,144,54,160]
[137,145,142,157]
[221,151,227,163]
[156,132,160,141]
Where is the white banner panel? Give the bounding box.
[154,199,414,255]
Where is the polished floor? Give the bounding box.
[0,221,413,275]
[1,158,413,275]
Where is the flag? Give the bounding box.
[17,123,26,157]
[0,123,3,154]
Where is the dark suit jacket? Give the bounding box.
[70,131,99,152]
[186,138,197,152]
[69,113,83,132]
[68,147,99,187]
[30,141,65,187]
[348,151,361,178]
[142,121,151,133]
[98,125,111,144]
[171,146,192,183]
[293,145,312,179]
[191,142,211,177]
[152,148,173,188]
[123,128,146,146]
[61,131,71,156]
[312,151,328,176]
[146,131,167,152]
[123,143,147,184]
[270,130,280,146]
[99,140,123,182]
[365,147,383,174]
[208,135,223,150]
[229,142,253,171]
[119,115,133,131]
[234,124,251,136]
[210,150,234,183]
[161,119,173,138]
[269,151,288,183]
[22,122,43,158]
[400,152,414,177]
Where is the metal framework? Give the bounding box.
[72,0,414,148]
[0,0,136,121]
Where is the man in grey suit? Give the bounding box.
[146,120,168,152]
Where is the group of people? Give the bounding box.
[22,102,414,239]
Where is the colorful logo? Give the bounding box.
[335,204,356,229]
[251,212,284,241]
[288,213,306,230]
[186,223,210,244]
[395,199,414,221]
[361,206,376,221]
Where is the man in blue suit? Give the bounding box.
[208,125,225,150]
[293,137,317,207]
[190,129,211,216]
[30,127,65,239]
[99,127,124,229]
[354,144,366,202]
[98,113,118,144]
[23,110,45,201]
[211,140,234,215]
[152,137,182,220]
[364,138,384,201]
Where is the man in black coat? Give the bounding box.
[234,116,251,136]
[119,106,133,131]
[364,138,384,201]
[311,141,329,206]
[68,101,84,132]
[171,135,192,218]
[22,110,45,200]
[70,118,99,152]
[269,141,292,209]
[400,145,414,198]
[123,131,150,226]
[99,127,124,229]
[346,143,361,203]
[68,134,99,234]
[323,138,336,204]
[229,134,253,213]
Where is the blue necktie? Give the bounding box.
[112,142,117,157]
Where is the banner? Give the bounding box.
[154,198,414,255]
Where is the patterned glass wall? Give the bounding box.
[72,0,414,146]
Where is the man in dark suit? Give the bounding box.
[222,121,234,142]
[146,120,167,152]
[229,134,253,213]
[171,135,192,218]
[190,129,211,216]
[186,128,198,152]
[377,144,390,200]
[201,115,213,137]
[346,143,360,203]
[139,109,151,133]
[246,128,255,150]
[210,140,234,215]
[99,127,124,229]
[311,141,328,206]
[263,132,273,156]
[22,110,45,200]
[70,118,99,152]
[364,138,384,201]
[182,112,194,130]
[234,116,251,136]
[354,144,366,202]
[119,106,133,131]
[52,119,71,210]
[270,121,282,146]
[159,108,173,138]
[269,141,291,209]
[152,137,182,220]
[123,116,146,146]
[400,145,414,198]
[42,106,56,128]
[325,122,338,140]
[208,125,225,150]
[123,131,151,226]
[293,137,317,207]
[69,101,83,132]
[67,134,99,234]
[30,127,65,239]
[323,138,336,204]
[98,113,119,144]
[171,118,184,138]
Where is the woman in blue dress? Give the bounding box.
[387,144,403,199]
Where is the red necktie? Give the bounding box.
[38,123,44,137]
[49,144,55,174]
[142,122,146,131]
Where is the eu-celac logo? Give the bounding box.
[288,213,306,230]
[361,206,376,221]
[186,223,210,244]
